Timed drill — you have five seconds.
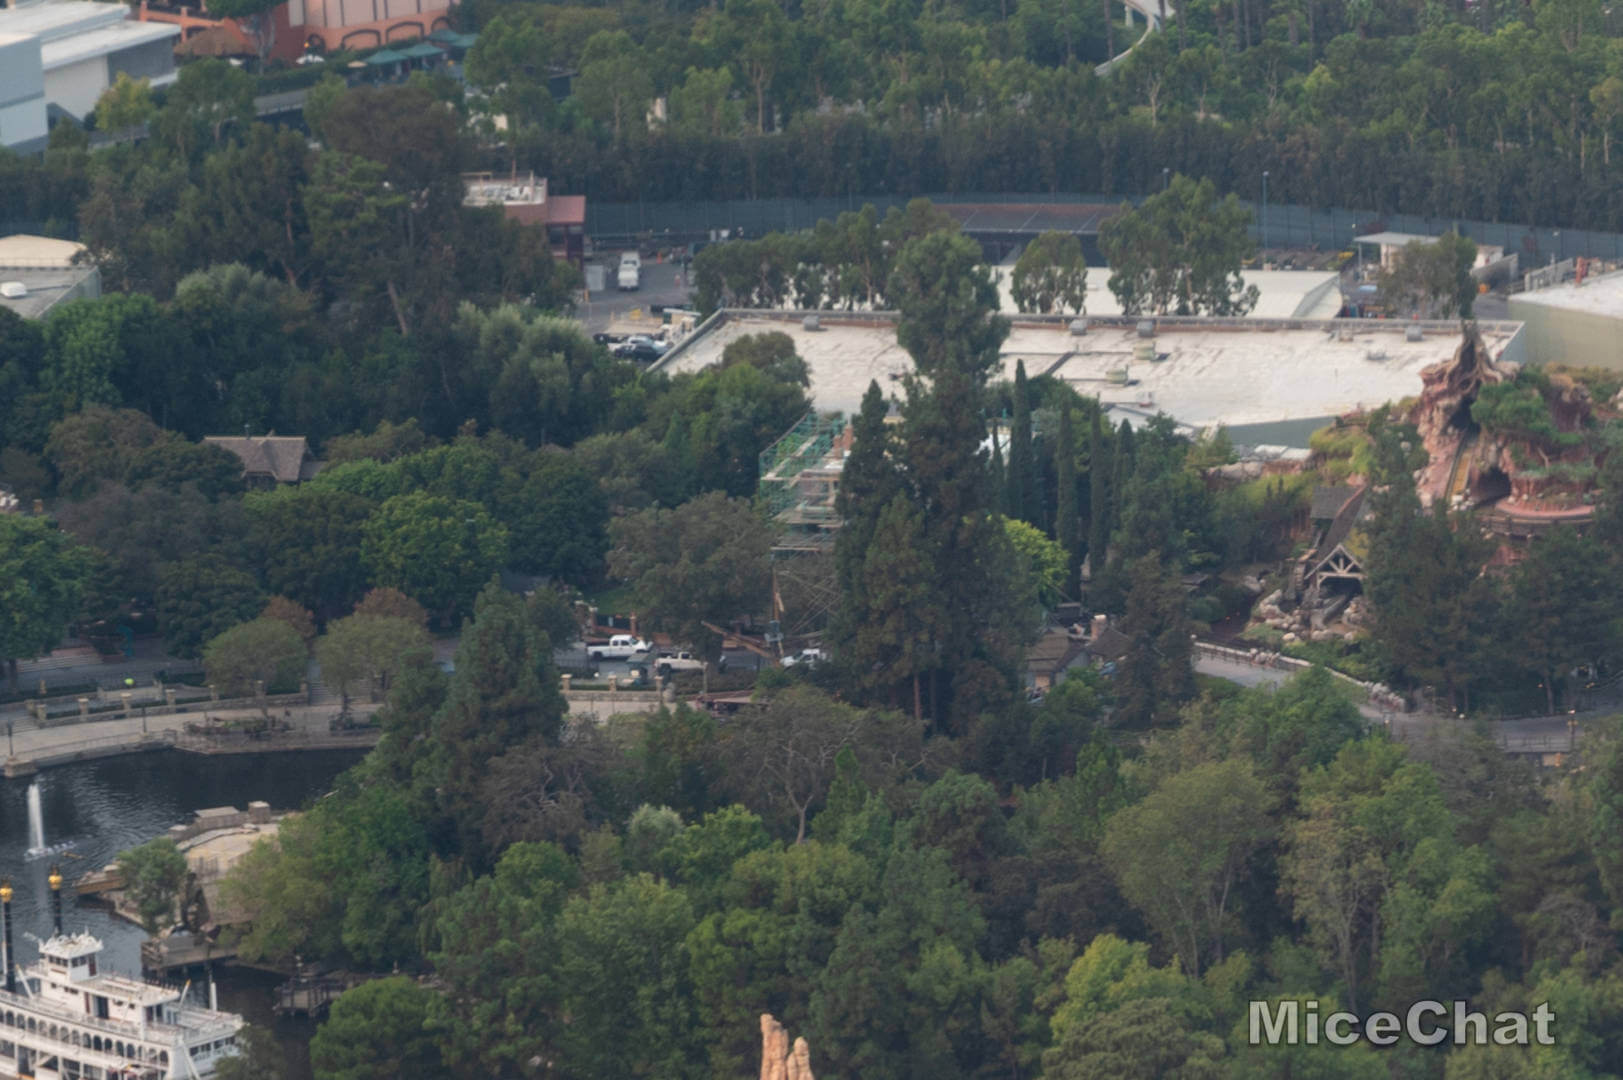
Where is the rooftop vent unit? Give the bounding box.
[1136,319,1156,339]
[0,282,26,299]
[1068,318,1089,336]
[1405,325,1424,342]
[802,314,821,331]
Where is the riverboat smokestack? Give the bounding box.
[1,879,13,994]
[48,866,62,937]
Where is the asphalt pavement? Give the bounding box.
[577,254,694,333]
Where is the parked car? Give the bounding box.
[588,634,650,660]
[655,650,725,676]
[781,648,826,668]
[610,335,670,362]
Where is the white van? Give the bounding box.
[617,252,641,291]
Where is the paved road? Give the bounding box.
[10,638,190,696]
[1197,651,1621,751]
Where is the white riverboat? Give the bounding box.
[0,877,243,1080]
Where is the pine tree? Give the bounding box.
[1008,360,1037,525]
[1114,553,1195,728]
[1087,405,1110,583]
[888,230,1022,730]
[852,493,939,721]
[832,381,899,622]
[1054,403,1080,598]
[990,426,1007,518]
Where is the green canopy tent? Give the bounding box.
[399,41,445,62]
[364,48,409,65]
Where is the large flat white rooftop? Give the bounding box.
[40,19,179,69]
[1507,270,1623,317]
[656,311,1526,436]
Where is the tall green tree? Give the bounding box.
[311,977,450,1080]
[203,617,308,708]
[1007,360,1038,526]
[607,492,773,661]
[1377,231,1479,318]
[1086,405,1110,582]
[1507,526,1619,714]
[1101,759,1275,975]
[1054,402,1081,597]
[1011,231,1088,314]
[887,229,1024,728]
[0,516,92,689]
[1099,175,1260,316]
[1114,553,1196,727]
[849,495,939,720]
[116,837,188,935]
[429,583,568,862]
[831,380,900,656]
[360,492,509,626]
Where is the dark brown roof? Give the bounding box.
[1086,626,1132,662]
[1312,486,1370,566]
[1310,485,1360,521]
[1027,629,1085,675]
[202,436,313,483]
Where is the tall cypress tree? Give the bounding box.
[990,424,1007,518]
[1008,360,1037,525]
[1054,403,1079,598]
[1087,404,1110,583]
[888,230,1020,730]
[830,381,899,661]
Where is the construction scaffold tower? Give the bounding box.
[759,412,849,640]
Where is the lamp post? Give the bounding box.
[1261,170,1270,255]
[1162,167,1170,191]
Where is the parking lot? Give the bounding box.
[577,253,694,333]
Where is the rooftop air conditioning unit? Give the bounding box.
[1069,318,1089,336]
[0,282,26,299]
[1405,325,1424,342]
[802,314,821,331]
[1136,319,1156,338]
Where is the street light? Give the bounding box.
[1261,170,1270,254]
[1162,167,1170,191]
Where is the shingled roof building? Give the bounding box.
[202,435,320,487]
[1295,485,1371,602]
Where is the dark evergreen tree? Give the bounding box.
[888,230,1022,731]
[1086,405,1110,585]
[1054,403,1080,598]
[830,381,899,664]
[1114,553,1195,728]
[1008,360,1037,526]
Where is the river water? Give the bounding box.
[0,750,367,1079]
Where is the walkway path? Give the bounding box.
[1,702,378,776]
[1096,0,1173,76]
[1196,650,1619,755]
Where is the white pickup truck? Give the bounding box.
[617,252,641,290]
[655,651,727,676]
[588,634,650,661]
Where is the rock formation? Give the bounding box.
[1407,325,1510,505]
[761,1014,815,1080]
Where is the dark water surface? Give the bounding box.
[0,750,366,1079]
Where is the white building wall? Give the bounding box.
[0,35,47,148]
[42,53,108,121]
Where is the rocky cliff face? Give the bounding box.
[1407,327,1510,506]
[760,1014,815,1080]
